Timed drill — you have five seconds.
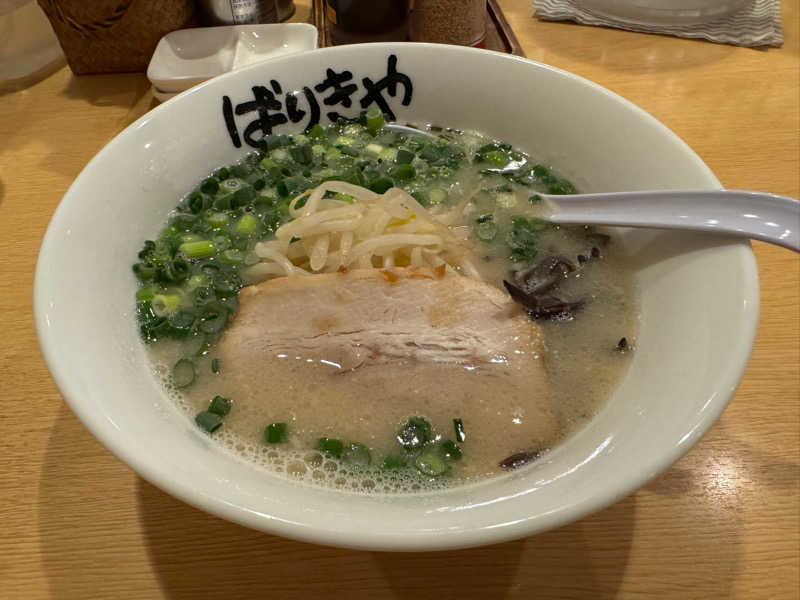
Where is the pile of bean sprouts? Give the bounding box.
[244,181,481,283]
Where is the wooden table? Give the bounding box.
[1,1,797,598]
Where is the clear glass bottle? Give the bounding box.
[0,0,63,82]
[411,0,487,47]
[197,0,279,25]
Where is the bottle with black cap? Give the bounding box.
[326,0,410,44]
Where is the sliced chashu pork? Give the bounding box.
[222,266,544,370]
[213,267,559,475]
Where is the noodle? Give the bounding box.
[246,182,479,283]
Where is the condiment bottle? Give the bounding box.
[411,0,487,47]
[276,0,295,21]
[326,0,410,45]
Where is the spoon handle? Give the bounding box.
[544,190,800,252]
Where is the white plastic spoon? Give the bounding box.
[385,124,800,252]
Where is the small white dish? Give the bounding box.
[147,23,318,95]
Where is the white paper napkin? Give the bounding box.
[534,0,783,47]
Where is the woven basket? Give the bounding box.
[38,0,196,74]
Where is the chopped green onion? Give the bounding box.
[172,358,195,388]
[133,262,155,282]
[208,395,231,416]
[265,422,288,443]
[212,234,231,251]
[389,163,416,180]
[397,416,432,450]
[419,144,441,162]
[271,148,289,162]
[369,177,394,194]
[263,134,284,151]
[179,240,216,259]
[315,437,344,458]
[152,293,181,317]
[485,150,509,167]
[194,337,212,357]
[380,455,408,470]
[159,258,190,284]
[307,124,325,139]
[137,240,156,260]
[342,442,371,467]
[200,177,219,194]
[508,216,547,263]
[335,135,355,147]
[195,410,223,433]
[395,149,414,164]
[235,214,258,236]
[213,273,240,297]
[442,440,462,460]
[334,192,354,203]
[187,192,205,214]
[199,311,227,334]
[230,163,253,179]
[221,249,244,264]
[378,147,397,161]
[453,418,466,442]
[415,448,449,477]
[231,186,256,208]
[212,193,232,211]
[135,285,158,302]
[365,142,384,156]
[290,144,313,165]
[167,310,195,336]
[365,106,384,134]
[211,358,220,374]
[186,274,208,292]
[206,212,229,228]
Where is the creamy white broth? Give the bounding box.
[138,120,638,492]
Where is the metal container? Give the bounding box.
[197,0,279,25]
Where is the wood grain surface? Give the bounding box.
[1,1,797,598]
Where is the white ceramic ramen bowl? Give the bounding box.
[35,43,758,551]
